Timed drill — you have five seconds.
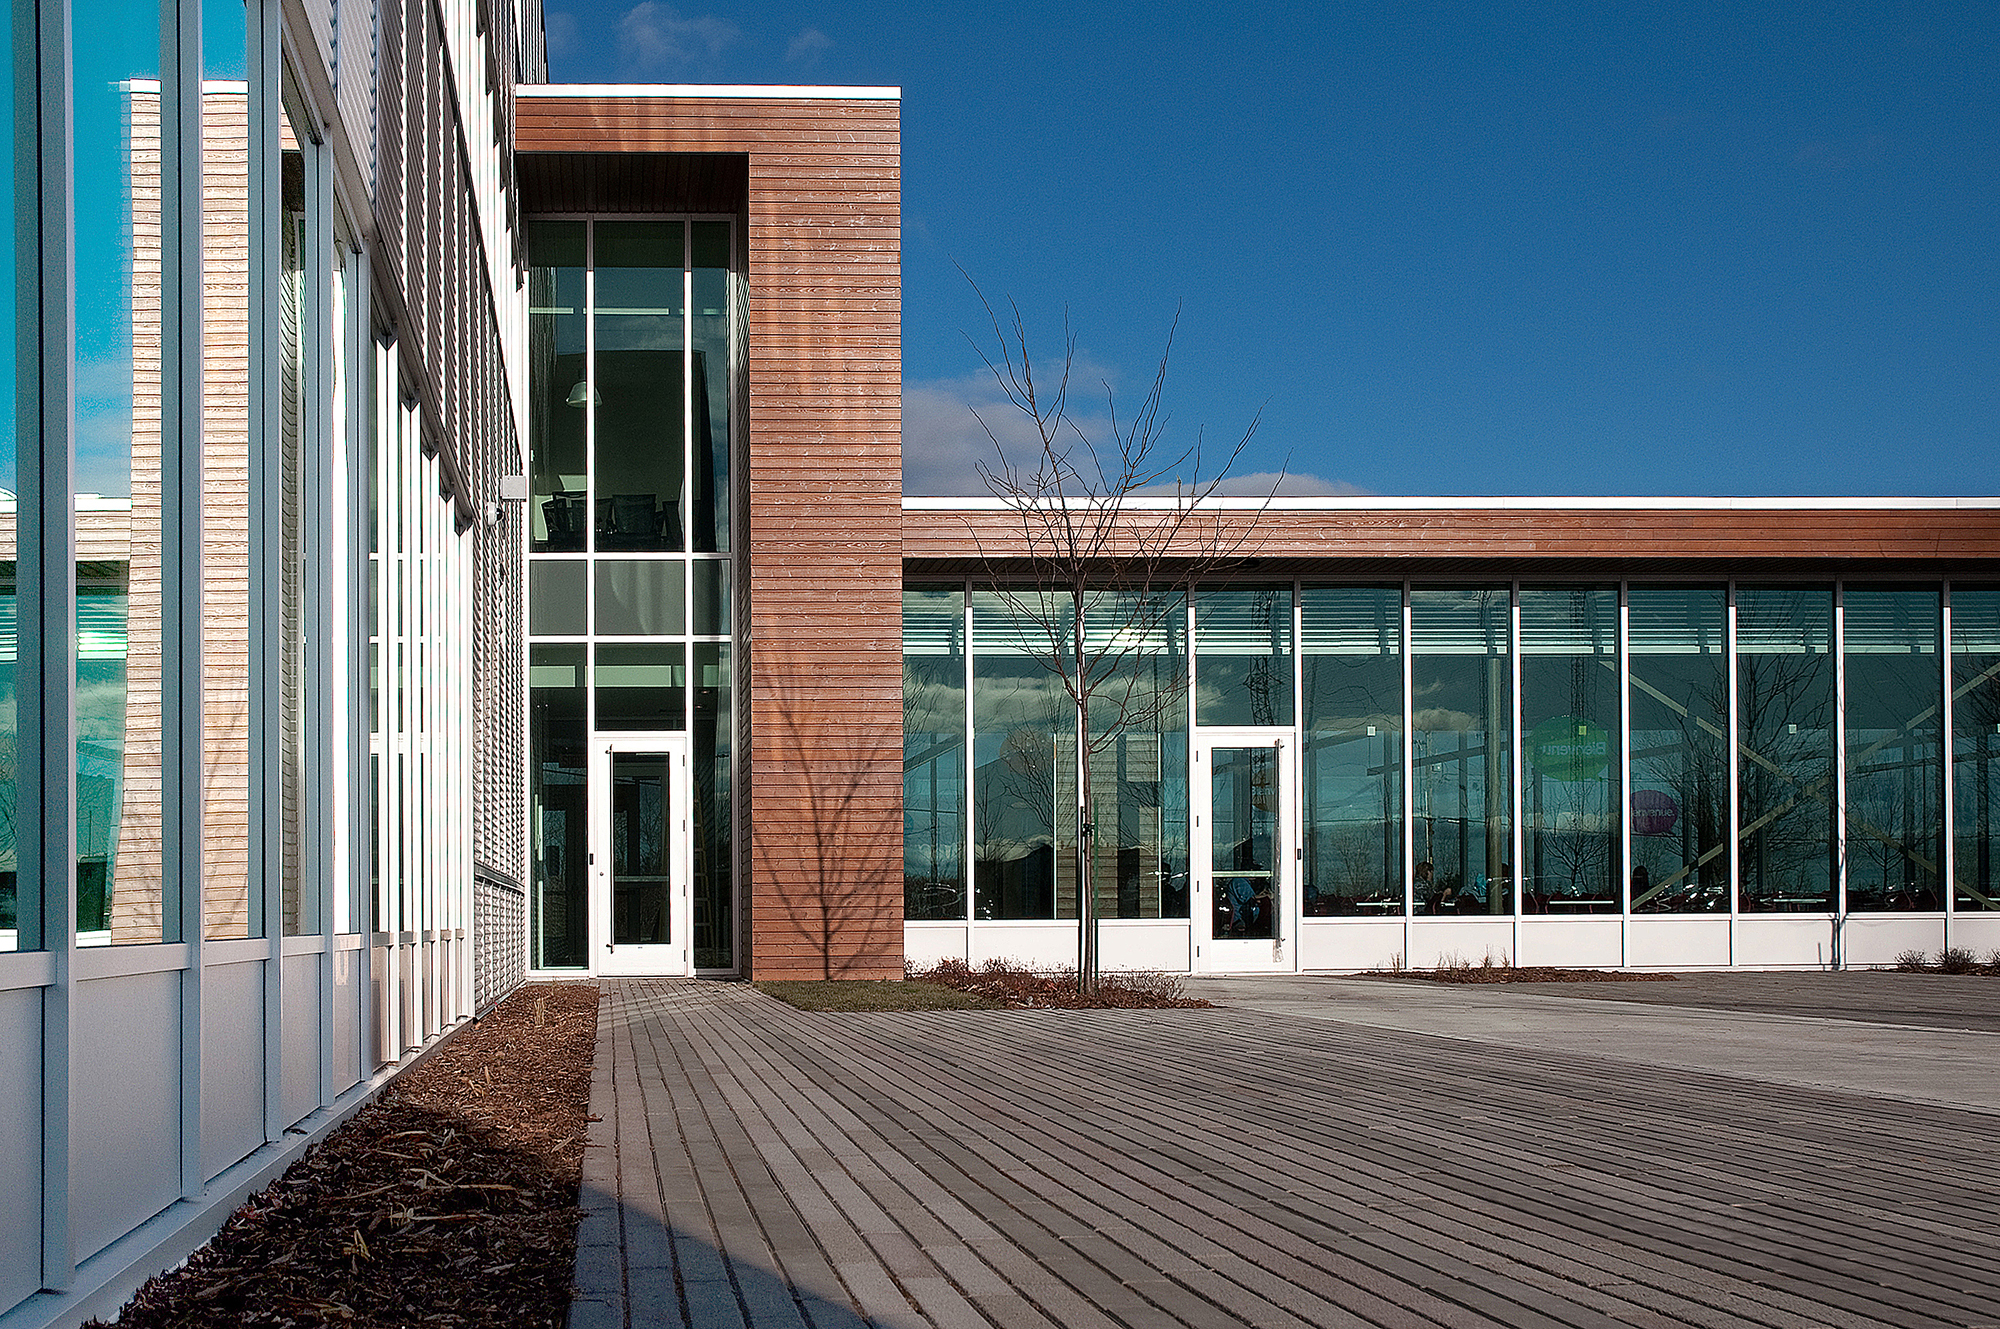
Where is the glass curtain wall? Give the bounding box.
[1520,587,1619,912]
[1300,587,1403,916]
[525,216,737,969]
[1627,587,1729,913]
[0,0,17,949]
[1195,587,1294,727]
[903,588,966,920]
[1843,587,1943,910]
[1953,587,2000,911]
[1084,592,1188,921]
[1736,586,1837,911]
[971,590,1075,920]
[1410,588,1512,913]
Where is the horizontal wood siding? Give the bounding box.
[518,95,904,979]
[905,505,2000,574]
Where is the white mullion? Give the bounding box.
[1618,583,1632,965]
[1509,582,1523,962]
[1401,581,1414,967]
[1291,580,1303,970]
[962,582,975,939]
[1834,581,1849,942]
[1943,581,1956,950]
[1726,581,1740,965]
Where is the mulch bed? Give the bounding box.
[912,959,1214,1008]
[94,982,599,1329]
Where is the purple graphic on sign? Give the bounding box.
[1630,789,1680,837]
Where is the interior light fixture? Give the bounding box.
[565,380,599,408]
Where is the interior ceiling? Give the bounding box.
[518,152,748,215]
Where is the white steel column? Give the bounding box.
[1726,582,1740,967]
[1618,581,1632,967]
[1510,582,1523,962]
[1943,581,1956,952]
[1833,581,1848,963]
[1401,581,1414,968]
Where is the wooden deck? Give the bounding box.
[573,977,2000,1328]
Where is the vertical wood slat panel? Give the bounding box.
[518,95,904,979]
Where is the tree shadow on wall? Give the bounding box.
[759,664,903,979]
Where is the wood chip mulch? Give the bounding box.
[93,981,599,1329]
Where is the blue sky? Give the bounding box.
[570,4,1985,496]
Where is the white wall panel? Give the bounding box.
[1733,916,1841,969]
[1298,919,1405,972]
[202,959,267,1182]
[902,924,967,968]
[1517,919,1623,968]
[1629,917,1731,969]
[1097,922,1191,973]
[1406,919,1514,969]
[72,972,182,1262]
[968,924,1078,970]
[1947,912,2000,955]
[1842,916,1946,969]
[0,987,43,1309]
[282,953,322,1127]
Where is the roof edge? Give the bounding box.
[519,83,901,101]
[902,495,2000,512]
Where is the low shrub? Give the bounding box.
[908,958,1212,1009]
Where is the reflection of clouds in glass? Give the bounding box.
[1413,708,1482,733]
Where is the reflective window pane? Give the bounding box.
[0,0,19,950]
[1628,587,1729,914]
[972,590,1075,920]
[530,645,587,967]
[693,558,729,635]
[595,559,684,636]
[593,221,684,553]
[1520,587,1619,913]
[1301,587,1403,917]
[610,753,670,945]
[1196,587,1294,726]
[527,221,586,552]
[692,642,732,968]
[1953,587,2000,911]
[279,99,314,936]
[529,560,587,636]
[1088,593,1188,921]
[904,588,966,921]
[690,220,730,552]
[1737,586,1836,911]
[1843,587,1943,911]
[595,642,685,731]
[1411,587,1512,914]
[1211,746,1279,939]
[76,0,165,943]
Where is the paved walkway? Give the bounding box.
[572,976,2000,1329]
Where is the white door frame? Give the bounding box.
[1193,729,1298,974]
[591,734,692,977]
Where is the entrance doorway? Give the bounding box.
[1196,732,1295,973]
[591,737,692,976]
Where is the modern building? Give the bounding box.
[2,1,1997,1326]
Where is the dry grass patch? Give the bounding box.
[753,978,1004,1012]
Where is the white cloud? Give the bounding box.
[617,2,740,72]
[543,10,580,60]
[785,27,833,65]
[902,371,1366,498]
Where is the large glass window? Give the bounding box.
[690,220,731,552]
[0,0,18,951]
[73,0,165,944]
[1300,587,1403,917]
[1953,587,2000,912]
[1736,586,1836,911]
[1411,587,1512,914]
[527,221,585,553]
[1520,587,1619,913]
[1086,593,1188,921]
[530,644,587,968]
[692,642,732,968]
[1195,587,1294,727]
[972,591,1075,920]
[904,588,967,921]
[593,221,684,552]
[1843,587,1943,911]
[1628,587,1729,913]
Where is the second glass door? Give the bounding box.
[1198,733,1296,973]
[592,737,691,976]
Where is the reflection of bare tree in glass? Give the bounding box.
[901,648,966,920]
[1738,649,1837,909]
[1957,655,2000,908]
[960,289,1269,990]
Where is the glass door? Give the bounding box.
[591,737,692,976]
[1197,733,1296,973]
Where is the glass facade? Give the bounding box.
[907,578,2000,925]
[525,216,738,971]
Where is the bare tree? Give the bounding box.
[961,289,1276,992]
